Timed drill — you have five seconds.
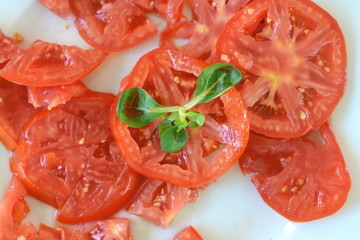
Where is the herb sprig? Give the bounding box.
[116,63,242,153]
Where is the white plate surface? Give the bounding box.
[0,0,360,239]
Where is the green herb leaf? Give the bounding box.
[187,111,205,128]
[184,63,242,109]
[160,125,188,153]
[158,120,173,138]
[117,88,168,128]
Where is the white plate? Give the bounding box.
[0,0,359,239]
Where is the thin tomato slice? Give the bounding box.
[0,40,106,87]
[38,0,70,19]
[0,30,20,69]
[215,0,346,138]
[128,178,198,228]
[27,81,90,110]
[160,0,252,62]
[110,48,249,187]
[11,92,139,224]
[69,0,158,52]
[0,78,38,150]
[173,226,203,240]
[239,123,351,222]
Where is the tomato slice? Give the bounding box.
[69,0,158,52]
[160,0,252,61]
[0,78,38,150]
[38,0,70,19]
[110,48,249,187]
[0,40,106,87]
[27,81,90,110]
[215,0,346,138]
[128,178,198,227]
[0,177,29,240]
[0,30,21,69]
[128,0,184,26]
[11,92,139,224]
[173,226,203,240]
[239,123,351,222]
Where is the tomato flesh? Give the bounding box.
[239,123,351,221]
[173,226,203,240]
[215,0,346,138]
[111,48,249,187]
[38,0,70,19]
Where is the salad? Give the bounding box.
[0,0,359,239]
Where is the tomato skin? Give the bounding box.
[69,0,158,52]
[173,226,203,240]
[0,31,21,69]
[215,0,347,138]
[110,48,249,187]
[0,40,107,87]
[0,78,38,150]
[239,123,351,222]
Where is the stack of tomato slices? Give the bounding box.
[0,0,351,239]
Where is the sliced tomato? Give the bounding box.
[65,218,131,240]
[128,0,184,26]
[38,0,70,19]
[215,0,347,138]
[0,30,21,69]
[11,92,139,224]
[239,123,351,222]
[0,177,29,240]
[69,0,158,52]
[0,78,39,150]
[110,48,249,187]
[173,226,203,240]
[0,40,106,87]
[128,178,198,227]
[160,0,252,62]
[27,81,90,110]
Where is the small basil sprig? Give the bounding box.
[116,63,242,153]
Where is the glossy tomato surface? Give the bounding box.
[161,0,251,62]
[0,40,106,87]
[239,123,351,222]
[11,91,139,223]
[173,226,203,240]
[111,48,249,187]
[69,0,158,52]
[215,0,346,138]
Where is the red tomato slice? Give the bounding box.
[69,0,158,52]
[128,178,198,228]
[128,0,184,26]
[0,177,29,240]
[110,48,249,187]
[215,0,347,138]
[0,30,21,69]
[160,0,252,61]
[11,92,139,224]
[27,81,90,110]
[0,40,107,87]
[38,0,70,19]
[173,226,203,240]
[239,123,351,222]
[65,218,131,240]
[0,78,38,150]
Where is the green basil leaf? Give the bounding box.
[158,120,173,138]
[117,88,168,128]
[186,111,205,128]
[160,125,188,153]
[167,112,188,131]
[185,63,242,109]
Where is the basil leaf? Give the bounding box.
[185,63,242,109]
[187,111,205,128]
[160,125,188,153]
[117,88,168,128]
[158,120,173,138]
